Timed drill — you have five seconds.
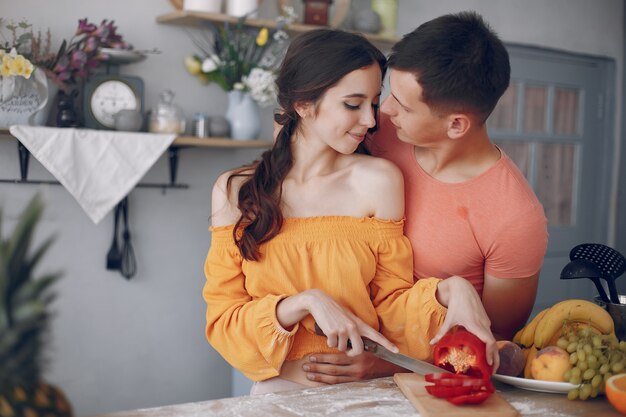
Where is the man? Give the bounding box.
[302,11,548,383]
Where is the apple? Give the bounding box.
[531,346,572,381]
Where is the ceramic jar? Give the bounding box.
[114,109,144,132]
[183,0,223,13]
[371,0,398,37]
[209,116,230,137]
[226,0,258,17]
[352,9,382,33]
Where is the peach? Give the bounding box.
[496,340,525,377]
[530,346,572,382]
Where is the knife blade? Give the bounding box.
[361,338,450,375]
[313,323,449,375]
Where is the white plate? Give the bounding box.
[100,48,146,65]
[492,374,576,394]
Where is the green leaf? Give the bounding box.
[0,194,59,387]
[17,33,33,44]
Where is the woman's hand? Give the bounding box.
[277,289,398,357]
[432,276,499,373]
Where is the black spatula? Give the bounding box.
[106,202,122,270]
[119,197,136,279]
[560,258,610,303]
[570,243,626,305]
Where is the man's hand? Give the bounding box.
[302,352,407,384]
[432,276,499,372]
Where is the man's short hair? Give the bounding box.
[388,11,510,122]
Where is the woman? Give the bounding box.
[203,29,496,395]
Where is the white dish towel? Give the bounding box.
[10,126,176,224]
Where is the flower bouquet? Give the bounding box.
[184,9,296,107]
[1,18,132,90]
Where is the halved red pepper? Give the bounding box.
[424,328,495,406]
[433,328,493,382]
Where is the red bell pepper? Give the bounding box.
[424,328,495,406]
[425,384,478,398]
[433,328,493,379]
[425,373,486,388]
[446,390,493,405]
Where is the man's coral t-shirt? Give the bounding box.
[370,116,548,295]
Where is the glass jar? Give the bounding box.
[149,90,186,134]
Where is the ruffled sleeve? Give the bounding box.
[370,232,447,361]
[202,226,299,381]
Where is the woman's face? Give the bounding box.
[300,63,382,154]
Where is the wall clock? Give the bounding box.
[84,74,144,130]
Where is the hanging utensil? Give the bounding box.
[560,259,610,303]
[119,197,137,279]
[106,202,122,270]
[570,243,626,305]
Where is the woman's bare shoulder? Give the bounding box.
[211,168,253,226]
[349,154,405,220]
[350,154,404,188]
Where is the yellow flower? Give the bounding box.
[256,28,269,46]
[10,54,34,79]
[184,56,201,75]
[1,55,12,77]
[197,73,210,85]
[0,49,34,79]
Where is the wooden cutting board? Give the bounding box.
[394,373,520,417]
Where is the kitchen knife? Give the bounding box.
[361,338,450,375]
[314,323,449,375]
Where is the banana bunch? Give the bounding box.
[513,299,615,378]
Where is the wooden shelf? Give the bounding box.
[173,135,272,148]
[0,129,272,149]
[156,10,400,47]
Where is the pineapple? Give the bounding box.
[0,196,72,417]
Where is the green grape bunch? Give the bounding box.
[557,326,626,400]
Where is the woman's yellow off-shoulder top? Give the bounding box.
[203,216,447,381]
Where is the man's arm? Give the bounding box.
[303,353,406,384]
[481,271,539,340]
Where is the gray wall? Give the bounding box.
[0,0,623,415]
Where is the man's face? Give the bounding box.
[380,69,447,146]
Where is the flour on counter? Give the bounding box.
[511,400,572,416]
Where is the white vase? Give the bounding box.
[226,90,260,141]
[0,69,58,128]
[183,0,223,13]
[226,0,258,17]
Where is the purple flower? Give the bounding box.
[83,36,98,53]
[69,50,87,69]
[76,18,97,35]
[46,17,132,88]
